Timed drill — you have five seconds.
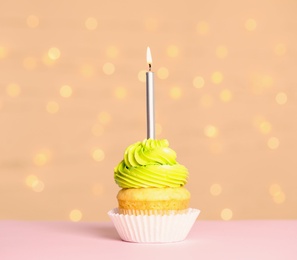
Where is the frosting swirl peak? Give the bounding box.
[114,139,189,188]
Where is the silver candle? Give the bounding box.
[146,47,155,139]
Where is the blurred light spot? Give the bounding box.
[46,101,59,114]
[25,175,38,187]
[211,71,223,84]
[267,137,279,150]
[220,89,233,102]
[274,43,287,56]
[209,142,223,154]
[103,62,115,75]
[275,92,287,105]
[200,94,214,108]
[98,111,111,125]
[193,76,205,89]
[196,21,209,34]
[32,180,45,192]
[204,125,218,138]
[269,184,282,197]
[69,209,82,222]
[216,46,228,59]
[6,83,21,97]
[170,86,182,99]
[157,67,169,79]
[91,123,104,137]
[92,149,105,162]
[251,75,274,94]
[23,57,37,70]
[210,183,222,196]
[145,18,158,31]
[26,15,39,28]
[80,64,94,78]
[0,46,8,59]
[245,18,257,31]
[92,183,104,196]
[166,45,179,58]
[60,85,73,98]
[33,150,51,166]
[156,123,163,135]
[259,121,272,134]
[273,191,286,204]
[48,47,60,60]
[106,45,119,58]
[221,208,233,221]
[114,86,127,99]
[85,17,98,30]
[138,70,146,82]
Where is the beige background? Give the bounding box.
[1,0,297,222]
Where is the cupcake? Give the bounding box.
[108,139,200,243]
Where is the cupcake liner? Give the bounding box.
[108,208,200,243]
[117,208,188,216]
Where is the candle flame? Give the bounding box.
[146,47,152,67]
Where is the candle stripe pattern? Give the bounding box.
[114,139,189,188]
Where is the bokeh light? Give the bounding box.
[221,208,233,221]
[193,76,205,89]
[33,150,51,166]
[106,46,119,58]
[138,70,146,82]
[216,46,228,59]
[114,86,127,99]
[6,83,21,97]
[26,15,39,28]
[103,62,115,75]
[0,45,8,59]
[98,111,111,125]
[69,209,82,222]
[169,86,182,99]
[219,89,233,102]
[267,137,280,150]
[48,47,61,60]
[23,57,37,70]
[259,121,272,134]
[196,21,209,34]
[80,64,95,78]
[46,101,59,114]
[245,18,257,31]
[157,67,169,79]
[275,92,287,105]
[204,125,219,138]
[210,183,222,196]
[92,148,105,162]
[59,85,73,98]
[274,43,287,56]
[85,17,98,30]
[211,71,223,84]
[166,45,179,58]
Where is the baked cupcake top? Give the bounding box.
[114,139,189,188]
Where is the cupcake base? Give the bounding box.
[108,208,200,243]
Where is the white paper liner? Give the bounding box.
[108,208,200,243]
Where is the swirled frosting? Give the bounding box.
[114,139,189,188]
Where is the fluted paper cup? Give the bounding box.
[108,208,200,243]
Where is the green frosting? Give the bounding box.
[114,139,189,188]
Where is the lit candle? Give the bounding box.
[146,47,155,139]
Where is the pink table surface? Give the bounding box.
[1,220,297,260]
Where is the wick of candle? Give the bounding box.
[148,63,152,72]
